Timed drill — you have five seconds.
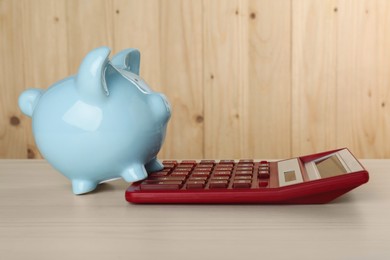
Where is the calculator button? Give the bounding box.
[236,167,253,171]
[236,169,253,173]
[237,163,253,169]
[148,171,169,177]
[200,160,215,164]
[239,159,254,163]
[234,176,252,180]
[192,172,211,177]
[259,181,269,187]
[193,167,212,172]
[188,177,208,181]
[175,168,192,173]
[235,171,253,176]
[215,164,233,168]
[209,180,228,188]
[174,168,192,172]
[162,164,176,169]
[144,176,185,182]
[211,176,230,181]
[176,165,194,169]
[215,163,233,167]
[195,164,213,168]
[181,160,197,165]
[259,166,269,171]
[162,160,178,165]
[213,171,231,177]
[140,181,182,190]
[214,167,233,172]
[170,172,190,177]
[192,168,212,172]
[186,181,205,189]
[219,160,235,164]
[233,180,252,188]
[258,170,270,179]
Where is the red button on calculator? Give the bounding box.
[126,148,369,204]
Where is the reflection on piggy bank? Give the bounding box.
[18,47,171,194]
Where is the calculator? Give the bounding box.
[125,148,369,204]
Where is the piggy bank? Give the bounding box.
[18,47,171,194]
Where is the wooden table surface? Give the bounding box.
[0,159,389,260]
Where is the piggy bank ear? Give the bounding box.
[111,48,140,75]
[77,46,111,101]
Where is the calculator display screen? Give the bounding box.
[315,155,347,179]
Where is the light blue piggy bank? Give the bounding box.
[18,47,171,194]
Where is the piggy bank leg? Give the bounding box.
[145,157,164,173]
[71,179,98,195]
[121,164,148,182]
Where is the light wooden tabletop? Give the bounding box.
[0,159,389,260]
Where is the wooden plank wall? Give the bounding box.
[1,0,390,160]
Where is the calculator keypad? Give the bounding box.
[139,160,271,191]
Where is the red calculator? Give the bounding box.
[125,148,369,204]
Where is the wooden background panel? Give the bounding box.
[66,0,114,74]
[0,0,27,158]
[203,0,246,159]
[159,0,204,159]
[20,0,69,159]
[374,0,390,157]
[337,0,390,158]
[0,0,69,159]
[292,0,338,156]
[1,0,390,159]
[247,0,291,159]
